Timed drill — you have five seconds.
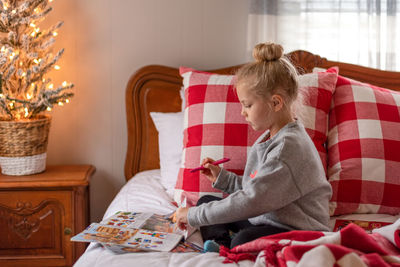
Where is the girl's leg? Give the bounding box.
[230,224,289,249]
[196,195,231,247]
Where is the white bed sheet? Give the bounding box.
[74,170,400,267]
[74,170,254,267]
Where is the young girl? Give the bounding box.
[175,42,332,251]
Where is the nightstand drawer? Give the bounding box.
[0,190,73,266]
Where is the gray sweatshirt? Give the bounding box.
[187,120,332,231]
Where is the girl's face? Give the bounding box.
[236,84,274,131]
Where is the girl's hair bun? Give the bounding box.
[252,42,284,62]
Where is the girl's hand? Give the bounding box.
[175,207,189,230]
[200,157,221,183]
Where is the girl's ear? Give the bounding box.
[271,94,284,112]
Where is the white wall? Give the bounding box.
[46,0,250,221]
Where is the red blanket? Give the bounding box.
[220,222,400,266]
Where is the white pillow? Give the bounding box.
[180,86,185,111]
[150,112,184,198]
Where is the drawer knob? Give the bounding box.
[64,227,72,235]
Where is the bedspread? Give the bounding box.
[221,222,400,267]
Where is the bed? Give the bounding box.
[74,50,400,267]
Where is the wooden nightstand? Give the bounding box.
[0,165,95,267]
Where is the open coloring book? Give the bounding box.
[71,211,199,253]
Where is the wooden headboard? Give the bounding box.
[124,50,400,181]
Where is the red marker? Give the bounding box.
[189,158,230,173]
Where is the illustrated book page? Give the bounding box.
[71,211,198,253]
[333,219,392,233]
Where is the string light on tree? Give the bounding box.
[0,0,74,120]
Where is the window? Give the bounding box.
[248,0,400,70]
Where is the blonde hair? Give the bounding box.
[236,42,299,111]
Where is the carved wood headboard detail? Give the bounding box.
[124,50,400,181]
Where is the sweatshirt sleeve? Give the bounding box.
[187,159,302,227]
[212,168,243,194]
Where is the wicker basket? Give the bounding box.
[0,115,51,175]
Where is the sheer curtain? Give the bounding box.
[248,0,400,71]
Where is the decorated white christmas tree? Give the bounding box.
[0,0,73,120]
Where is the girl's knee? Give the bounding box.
[196,195,222,206]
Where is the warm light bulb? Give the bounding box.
[58,102,63,106]
[0,94,3,98]
[31,32,35,37]
[33,59,39,64]
[47,107,52,111]
[54,65,60,70]
[21,72,26,77]
[62,81,67,87]
[30,23,36,27]
[66,99,70,103]
[35,28,40,33]
[48,84,54,89]
[53,32,58,37]
[26,93,32,99]
[1,46,5,52]
[49,0,54,2]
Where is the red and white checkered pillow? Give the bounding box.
[298,67,338,172]
[174,67,338,207]
[327,75,400,216]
